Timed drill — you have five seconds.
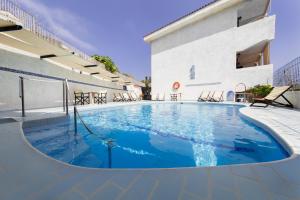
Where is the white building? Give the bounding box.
[144,0,274,101]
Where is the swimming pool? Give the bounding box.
[23,103,289,168]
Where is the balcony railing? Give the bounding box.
[0,0,94,63]
[238,15,266,27]
[274,57,300,87]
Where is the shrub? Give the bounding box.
[92,55,119,73]
[246,84,273,97]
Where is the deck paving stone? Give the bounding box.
[31,171,90,200]
[211,186,238,200]
[230,165,257,181]
[182,168,210,199]
[268,193,293,200]
[234,176,271,200]
[89,181,123,200]
[57,189,88,200]
[268,157,300,185]
[75,172,114,196]
[210,166,235,190]
[147,170,186,200]
[116,174,157,200]
[109,170,144,190]
[179,191,206,200]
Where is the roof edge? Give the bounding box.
[144,0,242,43]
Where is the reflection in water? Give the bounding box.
[192,117,216,166]
[191,105,216,166]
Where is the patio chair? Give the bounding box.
[209,91,224,102]
[94,90,107,104]
[170,93,178,101]
[74,90,90,105]
[250,86,293,108]
[74,90,82,105]
[198,91,211,102]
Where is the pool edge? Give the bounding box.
[20,102,299,171]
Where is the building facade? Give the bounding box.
[144,0,274,101]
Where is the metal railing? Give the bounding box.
[65,80,115,167]
[273,57,300,87]
[238,15,265,27]
[18,76,65,117]
[18,77,115,167]
[0,0,94,62]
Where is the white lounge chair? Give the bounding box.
[156,93,165,101]
[113,93,123,102]
[198,91,211,102]
[209,91,224,102]
[130,92,138,101]
[122,93,131,101]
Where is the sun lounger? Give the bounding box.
[156,93,165,101]
[250,86,293,108]
[209,91,224,102]
[129,92,138,101]
[122,93,131,101]
[198,91,211,102]
[113,93,123,102]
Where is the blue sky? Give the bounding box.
[16,0,300,80]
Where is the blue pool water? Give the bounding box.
[23,103,289,168]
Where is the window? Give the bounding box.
[190,65,195,80]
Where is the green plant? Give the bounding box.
[141,76,151,88]
[91,55,119,73]
[246,84,273,97]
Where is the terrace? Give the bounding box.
[0,103,300,199]
[0,0,300,200]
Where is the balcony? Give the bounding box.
[236,40,270,69]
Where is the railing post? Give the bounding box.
[63,80,65,112]
[74,107,77,135]
[19,76,25,117]
[65,79,69,116]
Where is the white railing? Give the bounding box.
[0,0,93,62]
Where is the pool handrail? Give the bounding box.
[65,79,115,152]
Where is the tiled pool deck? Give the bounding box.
[0,102,300,200]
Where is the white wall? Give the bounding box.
[0,48,123,111]
[150,5,275,101]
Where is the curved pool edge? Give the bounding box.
[239,107,300,157]
[21,102,297,171]
[1,103,300,199]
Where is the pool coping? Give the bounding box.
[21,101,298,171]
[1,101,300,199]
